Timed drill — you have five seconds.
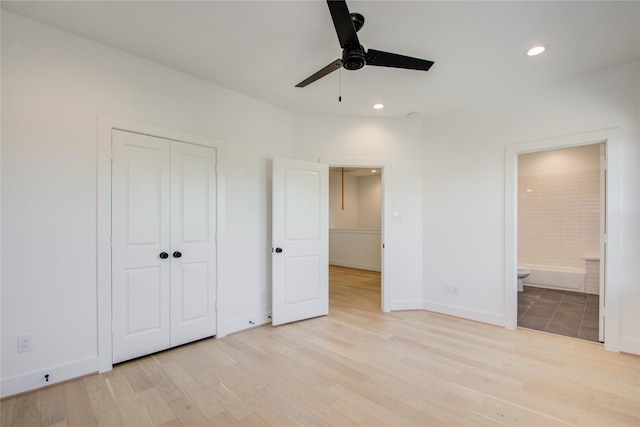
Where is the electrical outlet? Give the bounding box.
[444,284,460,295]
[18,335,32,353]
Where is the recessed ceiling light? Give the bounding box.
[371,169,377,173]
[373,103,384,110]
[525,45,547,57]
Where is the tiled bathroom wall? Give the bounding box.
[518,145,601,269]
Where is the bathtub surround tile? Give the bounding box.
[518,161,600,270]
[517,287,600,343]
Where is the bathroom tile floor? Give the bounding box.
[518,286,600,342]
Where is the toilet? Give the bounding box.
[517,268,530,292]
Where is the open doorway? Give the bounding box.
[515,143,606,343]
[328,167,383,310]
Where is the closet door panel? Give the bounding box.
[170,142,217,347]
[112,130,171,363]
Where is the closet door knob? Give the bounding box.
[159,252,169,259]
[173,251,182,258]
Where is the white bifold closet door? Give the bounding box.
[111,129,217,364]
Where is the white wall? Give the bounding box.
[328,172,382,271]
[358,174,382,230]
[329,170,381,230]
[518,145,601,269]
[1,12,294,396]
[293,115,424,310]
[422,60,639,353]
[330,229,382,271]
[329,170,359,228]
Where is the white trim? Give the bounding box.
[97,115,226,372]
[423,302,506,327]
[321,157,392,312]
[618,337,640,355]
[389,299,423,311]
[504,128,619,351]
[223,312,272,336]
[0,357,98,398]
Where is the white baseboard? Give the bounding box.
[617,337,640,355]
[388,299,423,311]
[223,312,272,336]
[423,301,506,327]
[329,260,381,272]
[0,356,98,398]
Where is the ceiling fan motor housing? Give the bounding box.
[342,45,366,70]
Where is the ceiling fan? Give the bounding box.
[295,0,435,88]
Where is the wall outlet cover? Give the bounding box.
[18,335,32,353]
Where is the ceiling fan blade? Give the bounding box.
[327,0,360,48]
[295,59,342,88]
[365,49,434,71]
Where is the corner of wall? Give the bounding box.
[423,300,506,327]
[222,312,272,336]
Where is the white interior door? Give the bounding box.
[112,130,171,363]
[272,157,329,326]
[170,142,217,347]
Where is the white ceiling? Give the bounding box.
[3,1,639,118]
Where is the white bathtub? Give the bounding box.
[520,264,585,292]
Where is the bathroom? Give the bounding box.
[517,144,604,342]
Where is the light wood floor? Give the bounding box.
[2,265,639,426]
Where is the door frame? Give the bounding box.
[97,115,226,372]
[504,128,621,352]
[322,158,391,312]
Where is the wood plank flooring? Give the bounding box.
[2,265,639,426]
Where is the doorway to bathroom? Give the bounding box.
[328,167,383,311]
[516,143,606,343]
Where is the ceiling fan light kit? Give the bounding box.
[295,0,434,88]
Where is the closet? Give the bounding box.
[111,130,217,363]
